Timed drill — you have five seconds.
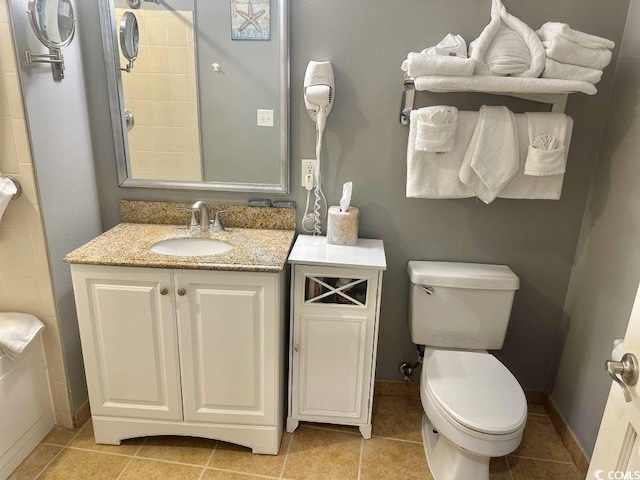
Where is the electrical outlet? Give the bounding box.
[257,109,274,127]
[301,159,318,188]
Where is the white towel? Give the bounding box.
[538,22,615,50]
[459,106,519,204]
[405,52,475,78]
[0,313,44,361]
[0,176,17,223]
[415,106,459,153]
[524,112,569,176]
[541,58,603,84]
[537,29,613,70]
[406,112,573,200]
[406,110,474,199]
[469,0,546,78]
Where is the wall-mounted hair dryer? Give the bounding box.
[304,61,334,132]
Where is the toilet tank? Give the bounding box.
[408,261,520,350]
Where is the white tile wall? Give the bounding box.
[116,8,202,181]
[0,0,73,429]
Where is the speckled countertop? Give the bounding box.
[64,223,296,273]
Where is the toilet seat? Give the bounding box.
[423,350,527,436]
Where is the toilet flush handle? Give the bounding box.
[605,353,638,403]
[419,285,435,295]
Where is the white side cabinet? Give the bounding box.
[70,264,286,454]
[286,236,386,438]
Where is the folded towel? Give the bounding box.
[423,33,468,58]
[406,110,474,199]
[406,112,574,201]
[405,52,475,78]
[0,313,44,361]
[537,30,613,70]
[415,106,459,153]
[469,0,545,78]
[0,176,17,223]
[413,74,598,95]
[524,112,569,176]
[459,106,519,203]
[541,58,603,84]
[538,22,615,51]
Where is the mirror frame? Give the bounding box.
[98,0,290,194]
[27,0,76,50]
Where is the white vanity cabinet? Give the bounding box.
[70,264,286,454]
[285,236,386,438]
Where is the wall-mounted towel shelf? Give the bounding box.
[399,74,596,124]
[1,176,22,199]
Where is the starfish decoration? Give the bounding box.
[236,0,266,32]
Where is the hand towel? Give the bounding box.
[541,58,603,84]
[415,106,459,153]
[469,0,546,78]
[405,52,475,78]
[538,22,615,51]
[423,33,468,58]
[0,312,44,361]
[0,176,17,223]
[524,112,569,176]
[537,31,613,70]
[406,110,474,199]
[459,106,519,204]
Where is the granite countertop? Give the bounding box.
[64,223,296,273]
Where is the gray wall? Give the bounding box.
[9,0,102,412]
[79,0,629,390]
[549,0,640,457]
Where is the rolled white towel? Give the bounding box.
[405,52,475,78]
[415,106,459,153]
[524,112,569,176]
[538,22,615,50]
[0,312,44,361]
[541,58,603,84]
[537,29,613,70]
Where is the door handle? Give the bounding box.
[605,353,638,403]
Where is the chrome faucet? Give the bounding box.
[190,201,211,232]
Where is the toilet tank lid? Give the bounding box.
[408,261,519,290]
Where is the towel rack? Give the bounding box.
[1,176,22,199]
[399,76,570,125]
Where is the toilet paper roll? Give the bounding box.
[327,206,359,246]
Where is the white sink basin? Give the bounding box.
[150,238,233,257]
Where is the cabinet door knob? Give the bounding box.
[177,288,186,296]
[293,344,300,353]
[159,287,168,296]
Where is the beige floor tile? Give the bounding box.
[527,404,547,415]
[202,469,276,480]
[360,437,432,480]
[8,444,62,480]
[38,448,129,479]
[374,381,420,399]
[42,425,80,446]
[489,456,511,480]
[119,458,202,479]
[208,433,291,477]
[508,455,582,480]
[282,426,361,480]
[511,415,573,462]
[69,421,144,455]
[137,436,217,466]
[371,395,423,442]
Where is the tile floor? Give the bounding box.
[9,385,584,480]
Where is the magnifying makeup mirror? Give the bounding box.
[25,0,76,80]
[119,12,139,73]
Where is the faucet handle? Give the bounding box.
[177,207,199,230]
[210,210,229,232]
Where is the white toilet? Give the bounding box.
[408,261,527,480]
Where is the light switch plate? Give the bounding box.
[257,109,274,127]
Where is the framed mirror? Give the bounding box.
[98,0,289,194]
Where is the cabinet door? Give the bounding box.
[70,265,183,421]
[291,265,378,422]
[175,270,278,425]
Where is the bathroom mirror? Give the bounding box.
[28,0,76,49]
[99,0,289,194]
[119,12,139,72]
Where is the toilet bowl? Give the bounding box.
[407,261,524,480]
